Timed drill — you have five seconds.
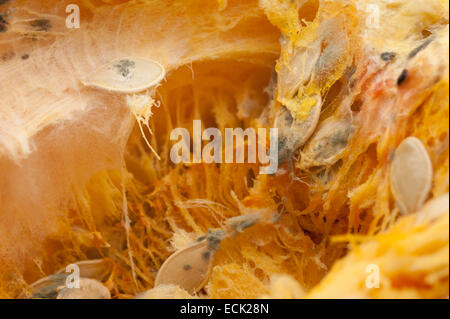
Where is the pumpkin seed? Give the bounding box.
[275,94,322,163]
[82,57,165,94]
[154,238,217,294]
[154,215,262,294]
[19,258,113,299]
[18,273,67,299]
[56,278,111,299]
[390,137,433,214]
[82,57,165,158]
[56,258,114,281]
[300,114,353,169]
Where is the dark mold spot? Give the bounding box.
[114,59,136,78]
[21,54,29,60]
[196,235,206,242]
[30,273,67,299]
[235,218,258,232]
[277,136,292,163]
[30,19,51,32]
[228,214,259,233]
[183,264,192,271]
[0,14,8,33]
[380,52,396,62]
[397,69,408,86]
[206,230,225,251]
[284,108,294,126]
[0,0,11,5]
[408,38,433,59]
[330,130,349,148]
[207,236,221,251]
[202,251,211,260]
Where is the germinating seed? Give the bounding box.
[390,137,433,214]
[82,57,165,94]
[57,278,111,299]
[154,239,215,294]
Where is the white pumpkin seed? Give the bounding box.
[82,58,165,94]
[57,278,111,299]
[390,137,433,214]
[154,238,216,294]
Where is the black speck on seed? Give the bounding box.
[21,54,29,60]
[114,59,135,78]
[236,218,257,232]
[397,69,408,86]
[278,136,287,151]
[202,251,211,260]
[330,128,351,148]
[196,235,206,242]
[380,52,396,62]
[30,19,51,32]
[284,108,293,126]
[183,264,192,271]
[206,229,225,251]
[207,236,221,251]
[408,38,433,59]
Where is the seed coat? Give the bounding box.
[154,239,215,294]
[82,57,165,94]
[390,137,433,214]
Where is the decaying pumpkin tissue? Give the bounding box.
[0,0,448,300]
